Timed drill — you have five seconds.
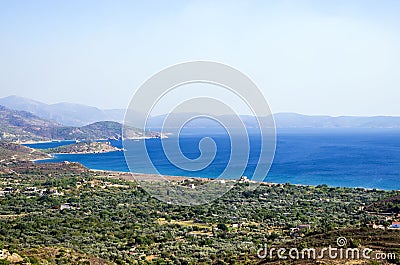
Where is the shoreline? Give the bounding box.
[25,139,400,192]
[29,140,123,155]
[88,168,399,192]
[18,139,75,144]
[46,149,123,155]
[29,157,400,191]
[91,168,212,183]
[18,136,166,146]
[30,151,400,192]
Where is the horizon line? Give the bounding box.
[1,94,400,118]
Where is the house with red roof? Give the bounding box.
[390,222,400,228]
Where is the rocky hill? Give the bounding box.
[0,142,49,163]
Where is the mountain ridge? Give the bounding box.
[0,95,125,126]
[2,95,400,129]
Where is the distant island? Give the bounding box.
[42,141,122,155]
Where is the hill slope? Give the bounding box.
[0,142,49,162]
[0,105,62,142]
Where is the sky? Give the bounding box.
[0,0,399,116]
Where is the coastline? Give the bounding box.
[88,168,399,192]
[18,139,74,144]
[89,167,400,192]
[90,168,212,183]
[29,157,400,191]
[19,135,166,145]
[29,140,122,155]
[90,168,265,185]
[31,153,54,162]
[26,138,400,192]
[47,149,123,155]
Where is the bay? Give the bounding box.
[29,128,400,190]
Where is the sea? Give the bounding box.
[25,128,400,190]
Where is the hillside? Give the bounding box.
[80,121,155,140]
[0,142,49,163]
[53,121,160,140]
[0,105,61,142]
[365,195,400,214]
[0,105,155,142]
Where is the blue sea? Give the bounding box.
[26,128,400,190]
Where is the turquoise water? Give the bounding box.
[28,129,400,190]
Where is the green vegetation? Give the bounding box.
[0,139,398,264]
[0,167,399,264]
[365,195,400,214]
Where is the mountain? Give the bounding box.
[0,105,153,142]
[54,121,154,140]
[2,96,400,129]
[0,95,125,126]
[145,113,262,129]
[146,112,400,129]
[274,113,400,128]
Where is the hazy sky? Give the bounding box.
[0,0,399,116]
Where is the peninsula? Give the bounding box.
[43,141,121,154]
